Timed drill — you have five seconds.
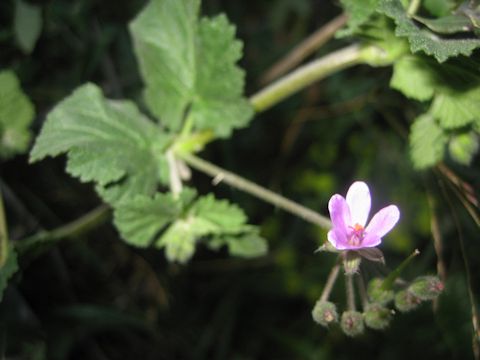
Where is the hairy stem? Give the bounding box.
[260,13,348,84]
[250,44,364,113]
[179,153,331,229]
[320,260,341,302]
[407,0,421,16]
[16,205,111,256]
[356,275,369,310]
[346,274,356,311]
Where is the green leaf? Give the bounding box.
[113,191,191,247]
[423,0,458,17]
[448,131,479,165]
[0,70,34,159]
[430,88,480,129]
[390,56,436,101]
[30,83,168,204]
[0,246,18,302]
[130,0,253,138]
[338,0,380,35]
[409,114,447,169]
[413,14,474,34]
[14,0,42,54]
[190,194,249,234]
[114,190,267,263]
[379,0,480,62]
[224,233,268,258]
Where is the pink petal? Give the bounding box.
[360,234,382,248]
[346,181,371,227]
[328,194,350,231]
[365,205,400,239]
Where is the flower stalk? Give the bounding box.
[320,260,341,302]
[179,153,331,229]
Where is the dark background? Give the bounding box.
[1,0,479,359]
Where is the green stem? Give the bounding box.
[16,205,111,256]
[381,249,420,290]
[320,259,341,302]
[407,0,421,16]
[0,188,8,267]
[346,274,356,311]
[250,44,364,113]
[179,153,331,229]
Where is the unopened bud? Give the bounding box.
[363,303,393,330]
[367,278,394,305]
[312,301,338,327]
[394,289,421,313]
[343,251,361,275]
[341,311,364,337]
[409,276,444,301]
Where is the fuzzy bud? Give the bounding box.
[343,251,361,275]
[312,301,338,327]
[367,278,394,305]
[408,276,444,301]
[363,303,393,330]
[394,289,421,313]
[341,311,364,337]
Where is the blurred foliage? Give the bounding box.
[0,0,479,359]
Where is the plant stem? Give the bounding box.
[16,205,111,256]
[407,0,421,16]
[356,275,369,310]
[179,153,331,229]
[250,44,364,113]
[260,13,348,84]
[320,260,341,302]
[346,274,356,311]
[0,188,8,267]
[381,249,420,290]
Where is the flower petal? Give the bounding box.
[360,234,382,248]
[328,230,352,250]
[328,194,350,231]
[346,181,371,227]
[365,205,400,239]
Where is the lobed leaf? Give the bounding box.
[30,83,168,204]
[338,0,380,36]
[409,114,447,169]
[130,0,253,138]
[0,70,34,159]
[390,56,436,101]
[114,190,267,263]
[379,0,480,62]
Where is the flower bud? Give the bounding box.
[394,289,421,313]
[363,303,393,330]
[341,311,364,337]
[367,278,394,305]
[343,251,361,275]
[408,276,444,301]
[312,301,338,327]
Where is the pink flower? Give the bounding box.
[328,181,400,250]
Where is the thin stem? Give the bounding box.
[320,259,341,302]
[346,274,356,311]
[16,205,111,256]
[260,13,348,84]
[381,249,420,290]
[0,187,8,267]
[356,275,369,310]
[250,44,365,113]
[407,0,421,16]
[179,153,331,229]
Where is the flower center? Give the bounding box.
[348,223,365,246]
